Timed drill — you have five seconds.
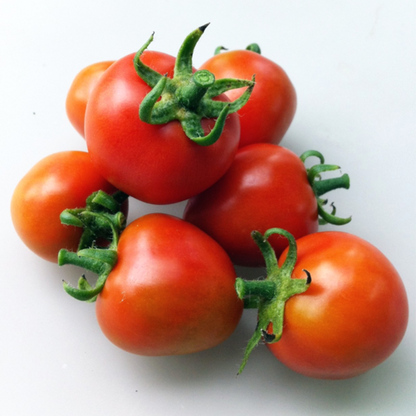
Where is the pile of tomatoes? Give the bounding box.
[11,25,408,380]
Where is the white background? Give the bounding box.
[1,1,415,415]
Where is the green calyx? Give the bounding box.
[300,150,352,225]
[134,24,255,146]
[235,228,311,374]
[246,43,261,54]
[214,43,261,55]
[58,190,128,302]
[214,45,228,55]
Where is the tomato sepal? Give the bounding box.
[235,228,311,374]
[300,150,352,225]
[58,190,128,302]
[59,249,116,302]
[214,46,228,55]
[87,190,127,213]
[133,25,255,146]
[245,43,261,54]
[202,76,256,115]
[214,43,261,55]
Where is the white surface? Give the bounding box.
[1,1,415,415]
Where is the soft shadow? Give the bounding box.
[118,309,259,387]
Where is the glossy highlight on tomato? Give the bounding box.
[269,231,409,379]
[11,151,127,263]
[95,213,243,356]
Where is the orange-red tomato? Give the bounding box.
[200,49,296,148]
[11,151,126,262]
[269,231,409,379]
[184,144,318,267]
[66,61,114,137]
[95,213,243,356]
[85,51,240,204]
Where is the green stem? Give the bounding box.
[176,70,215,110]
[237,228,311,374]
[133,25,255,146]
[300,150,352,225]
[58,190,128,302]
[313,174,350,197]
[235,278,276,302]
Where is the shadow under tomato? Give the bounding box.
[115,309,258,385]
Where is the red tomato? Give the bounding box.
[200,49,296,148]
[11,151,127,263]
[184,144,318,267]
[95,213,243,355]
[85,51,240,204]
[66,61,114,137]
[269,231,409,379]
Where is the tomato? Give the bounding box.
[66,61,114,137]
[11,151,127,263]
[184,143,350,267]
[200,47,296,148]
[85,28,244,205]
[95,213,243,355]
[268,231,409,379]
[235,229,408,379]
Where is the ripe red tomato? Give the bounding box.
[66,61,114,137]
[184,144,319,267]
[11,151,127,263]
[200,48,296,148]
[95,213,243,355]
[85,50,240,204]
[269,231,409,379]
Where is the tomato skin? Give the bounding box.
[95,213,243,356]
[200,50,296,148]
[11,151,126,263]
[85,51,240,205]
[269,232,409,380]
[66,61,114,137]
[184,143,318,267]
